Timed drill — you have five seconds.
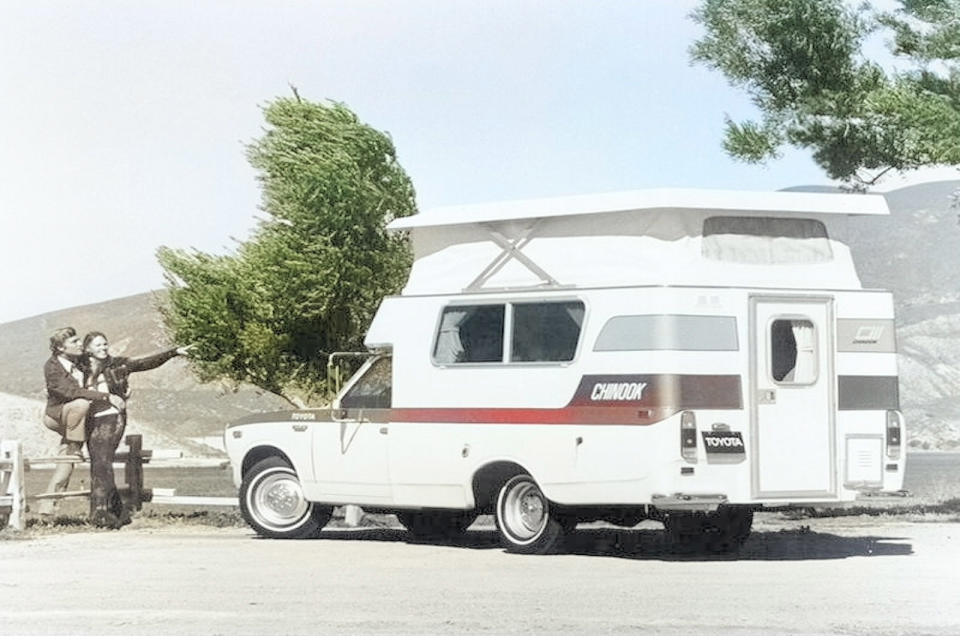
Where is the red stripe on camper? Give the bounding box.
[391,406,675,426]
[390,374,742,426]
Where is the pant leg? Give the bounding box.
[61,399,91,443]
[38,442,81,515]
[37,400,89,516]
[88,411,127,527]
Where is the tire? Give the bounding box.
[240,457,332,539]
[664,505,753,554]
[494,474,565,554]
[396,509,478,540]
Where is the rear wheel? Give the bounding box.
[664,505,753,554]
[495,474,565,554]
[240,457,332,539]
[396,510,478,540]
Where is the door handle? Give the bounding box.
[757,389,776,405]
[379,426,388,435]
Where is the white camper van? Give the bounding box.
[224,188,905,554]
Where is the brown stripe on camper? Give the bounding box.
[567,374,742,408]
[391,374,742,426]
[837,376,900,410]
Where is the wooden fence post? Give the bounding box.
[1,440,25,531]
[124,434,144,511]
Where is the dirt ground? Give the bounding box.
[0,514,958,635]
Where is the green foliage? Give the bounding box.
[158,96,415,404]
[691,0,960,186]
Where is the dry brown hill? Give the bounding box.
[0,292,288,455]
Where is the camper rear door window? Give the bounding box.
[433,301,585,364]
[701,216,832,264]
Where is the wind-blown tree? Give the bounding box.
[158,94,416,405]
[691,0,960,188]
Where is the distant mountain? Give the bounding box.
[0,292,289,457]
[788,180,960,448]
[851,180,960,449]
[2,181,959,452]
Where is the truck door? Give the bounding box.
[750,297,836,498]
[312,356,393,503]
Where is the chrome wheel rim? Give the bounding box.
[503,479,547,543]
[249,468,310,532]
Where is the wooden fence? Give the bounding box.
[0,434,237,531]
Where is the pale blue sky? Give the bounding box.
[0,1,835,324]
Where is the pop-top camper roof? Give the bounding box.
[387,188,890,294]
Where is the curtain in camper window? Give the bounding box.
[433,305,505,363]
[770,318,817,384]
[791,320,816,383]
[702,216,832,264]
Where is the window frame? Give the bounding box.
[767,315,819,387]
[431,298,587,368]
[701,215,834,265]
[335,355,393,410]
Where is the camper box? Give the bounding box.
[225,188,905,554]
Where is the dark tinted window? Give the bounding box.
[511,301,584,362]
[770,319,817,384]
[340,357,392,408]
[434,305,505,363]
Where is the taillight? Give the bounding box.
[886,410,902,458]
[681,410,697,462]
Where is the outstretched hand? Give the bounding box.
[176,344,196,357]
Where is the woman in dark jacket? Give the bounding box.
[81,331,189,528]
[38,327,123,516]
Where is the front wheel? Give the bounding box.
[495,474,565,554]
[240,457,332,539]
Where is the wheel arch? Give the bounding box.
[470,460,530,514]
[242,445,294,477]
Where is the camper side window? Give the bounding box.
[340,357,393,409]
[433,301,585,364]
[770,319,817,384]
[702,216,832,264]
[511,301,584,362]
[434,305,505,363]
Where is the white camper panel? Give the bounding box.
[226,187,904,551]
[363,284,902,509]
[390,188,888,295]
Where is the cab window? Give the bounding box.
[339,357,392,409]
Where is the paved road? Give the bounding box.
[0,515,957,635]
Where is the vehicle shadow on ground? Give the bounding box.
[561,527,914,561]
[314,526,913,561]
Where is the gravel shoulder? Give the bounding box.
[1,514,957,635]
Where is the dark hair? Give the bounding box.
[82,331,108,352]
[49,327,77,354]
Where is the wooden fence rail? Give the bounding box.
[0,439,25,531]
[1,434,161,531]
